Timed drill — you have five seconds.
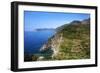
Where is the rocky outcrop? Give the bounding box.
[40,33,63,58]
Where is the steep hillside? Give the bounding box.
[39,18,90,60]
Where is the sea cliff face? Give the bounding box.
[40,33,63,58]
[40,18,90,60]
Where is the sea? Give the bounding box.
[24,30,56,56]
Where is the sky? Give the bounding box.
[24,11,90,31]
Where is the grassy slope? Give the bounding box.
[54,21,90,60]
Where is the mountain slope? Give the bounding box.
[39,18,90,60]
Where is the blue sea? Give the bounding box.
[24,30,55,55]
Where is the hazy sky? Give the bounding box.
[24,11,90,31]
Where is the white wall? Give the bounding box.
[0,0,99,73]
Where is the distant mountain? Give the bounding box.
[70,20,81,25]
[35,28,55,31]
[81,18,90,24]
[39,18,90,60]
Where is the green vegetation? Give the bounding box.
[53,19,90,60]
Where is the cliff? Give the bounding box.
[39,18,90,60]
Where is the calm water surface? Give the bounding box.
[24,30,55,55]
